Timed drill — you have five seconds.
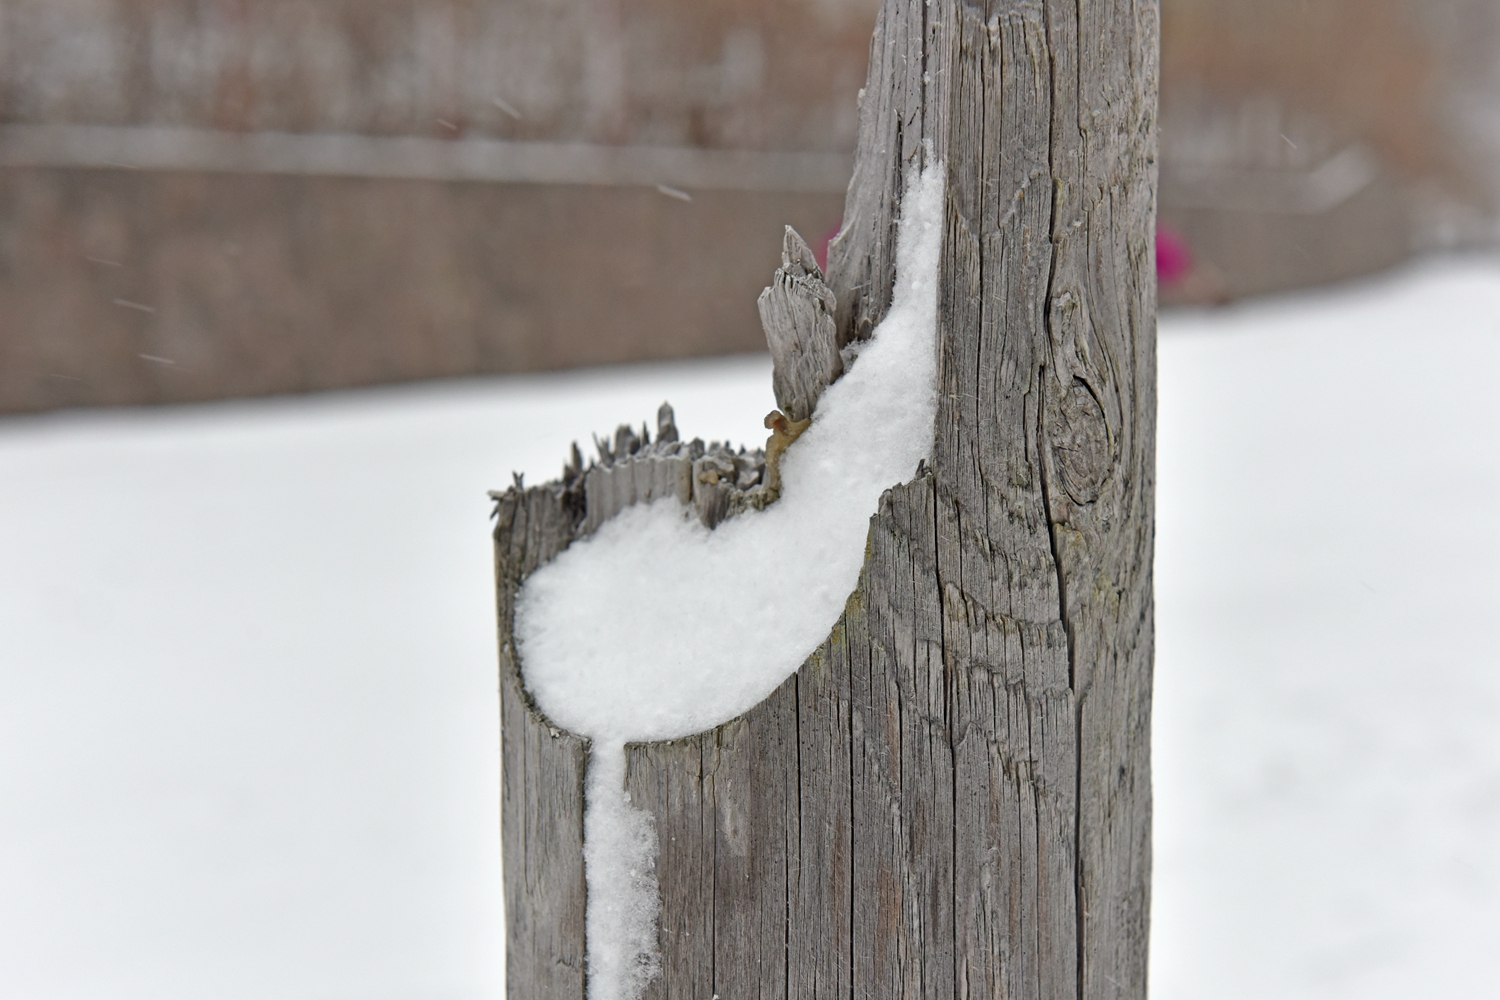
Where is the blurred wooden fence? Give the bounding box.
[1,0,1496,412]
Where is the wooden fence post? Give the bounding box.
[494,0,1158,996]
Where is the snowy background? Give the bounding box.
[2,258,1498,1000]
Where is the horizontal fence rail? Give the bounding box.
[0,125,854,194]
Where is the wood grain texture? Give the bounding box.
[835,6,1159,993]
[499,0,1156,996]
[493,402,776,1000]
[494,478,588,1000]
[758,226,844,423]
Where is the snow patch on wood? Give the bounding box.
[514,162,944,1000]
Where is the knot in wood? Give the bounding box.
[1048,377,1113,505]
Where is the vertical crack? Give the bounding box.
[1038,386,1085,1000]
[1037,0,1085,992]
[849,638,856,1000]
[935,476,958,1000]
[790,673,800,1000]
[707,740,717,997]
[1038,361,1086,1000]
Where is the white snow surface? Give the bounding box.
[518,166,942,746]
[0,255,1498,1000]
[515,164,944,1000]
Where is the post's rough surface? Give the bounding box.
[498,0,1157,996]
[758,226,844,423]
[494,478,587,999]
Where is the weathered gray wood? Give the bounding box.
[640,686,797,1000]
[758,226,844,422]
[500,0,1157,996]
[493,478,588,1000]
[688,444,770,528]
[582,451,693,534]
[822,0,930,348]
[573,404,780,533]
[493,401,783,999]
[846,6,1156,994]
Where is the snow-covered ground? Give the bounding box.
[1153,260,1500,999]
[1,257,1497,1000]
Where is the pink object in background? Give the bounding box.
[1156,222,1193,285]
[816,222,840,272]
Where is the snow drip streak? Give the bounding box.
[516,162,945,1000]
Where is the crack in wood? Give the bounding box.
[496,0,1156,996]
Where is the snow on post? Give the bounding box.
[494,0,1157,996]
[515,167,942,1000]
